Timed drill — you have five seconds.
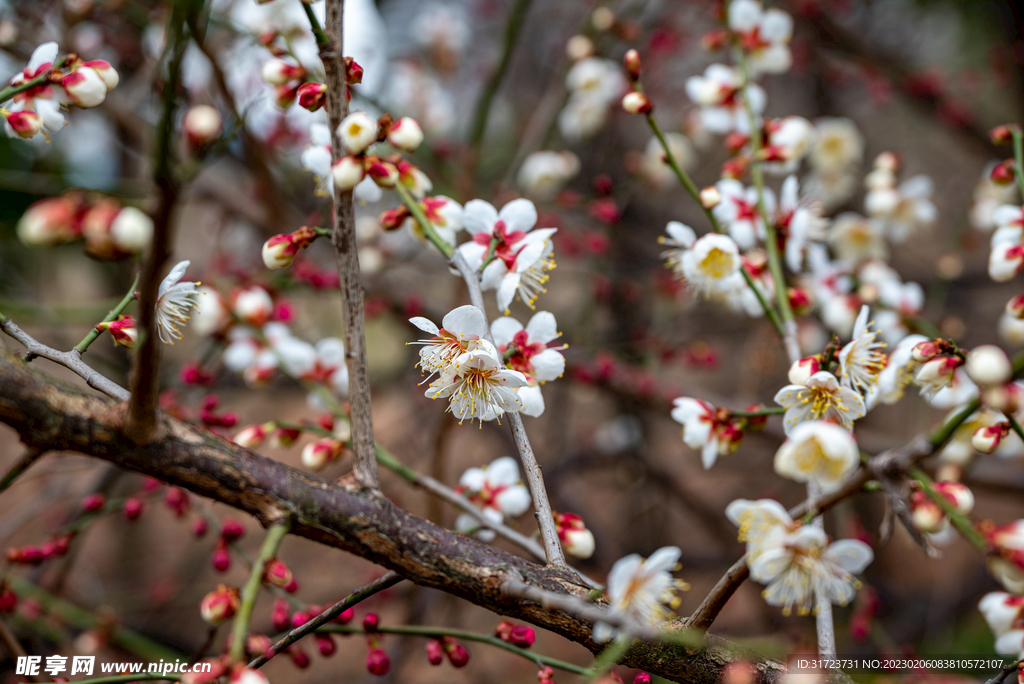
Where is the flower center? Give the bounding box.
[698,248,734,278]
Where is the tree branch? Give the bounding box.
[0,349,783,684]
[320,0,380,491]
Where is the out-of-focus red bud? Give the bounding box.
[623,49,642,81]
[366,647,390,676]
[426,639,444,665]
[124,497,144,521]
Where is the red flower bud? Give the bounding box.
[990,124,1017,146]
[192,517,208,538]
[635,674,652,684]
[992,159,1016,185]
[165,487,189,517]
[509,625,536,648]
[212,542,231,573]
[366,647,390,676]
[297,82,327,112]
[272,598,290,632]
[221,518,245,542]
[426,639,444,665]
[336,607,355,624]
[123,497,144,521]
[82,493,106,512]
[444,640,470,668]
[316,633,337,657]
[263,559,293,588]
[288,646,311,669]
[292,610,311,628]
[363,612,380,632]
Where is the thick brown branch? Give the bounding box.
[0,350,782,684]
[320,0,379,491]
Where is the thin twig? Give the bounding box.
[0,447,44,495]
[0,616,35,682]
[321,0,380,491]
[74,273,140,354]
[0,57,68,104]
[249,571,402,669]
[126,2,193,442]
[230,522,289,663]
[1,317,130,400]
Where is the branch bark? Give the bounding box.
[320,0,379,491]
[0,349,782,684]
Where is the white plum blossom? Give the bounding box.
[404,196,464,247]
[713,179,775,249]
[681,233,743,294]
[671,398,741,469]
[685,64,766,134]
[457,199,557,313]
[873,334,928,406]
[777,175,827,272]
[774,420,860,492]
[838,305,886,394]
[455,456,532,541]
[592,546,687,642]
[828,213,887,266]
[426,344,528,424]
[726,499,795,563]
[491,311,566,418]
[156,261,200,344]
[337,110,378,154]
[517,151,580,201]
[748,525,873,616]
[866,174,938,243]
[809,117,864,174]
[558,57,626,141]
[408,305,490,378]
[775,371,866,435]
[728,0,794,76]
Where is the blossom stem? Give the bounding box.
[249,571,402,668]
[0,446,44,495]
[910,467,988,550]
[728,406,786,417]
[735,50,800,364]
[394,182,455,258]
[1012,127,1024,203]
[643,112,786,339]
[318,623,590,675]
[0,57,69,105]
[301,2,331,49]
[479,236,500,273]
[74,273,141,354]
[229,521,290,664]
[322,0,381,491]
[1009,414,1024,444]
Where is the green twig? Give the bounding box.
[728,406,786,417]
[229,522,290,663]
[0,57,68,104]
[1013,127,1024,203]
[75,273,141,354]
[394,183,455,258]
[1008,414,1024,445]
[301,3,331,48]
[0,447,43,494]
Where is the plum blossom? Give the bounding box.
[838,306,886,394]
[748,525,873,615]
[728,0,794,76]
[828,213,887,266]
[491,311,566,417]
[409,305,490,379]
[713,179,775,249]
[682,233,743,293]
[517,151,580,201]
[592,546,688,642]
[774,371,866,435]
[671,398,742,469]
[685,64,766,135]
[457,199,557,313]
[808,117,864,174]
[774,420,860,492]
[3,42,67,140]
[156,261,200,344]
[776,175,827,272]
[558,57,626,141]
[726,499,796,563]
[426,343,528,424]
[873,334,929,406]
[455,457,531,541]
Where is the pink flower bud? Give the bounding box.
[0,586,17,614]
[788,287,813,316]
[183,105,222,150]
[261,58,304,85]
[192,517,208,538]
[246,635,272,659]
[509,625,535,648]
[345,59,364,85]
[297,82,327,111]
[272,598,290,632]
[366,647,390,676]
[301,437,343,471]
[63,67,107,107]
[563,527,595,559]
[426,639,444,665]
[291,610,311,628]
[992,159,1016,185]
[96,315,138,348]
[262,234,300,270]
[289,646,311,669]
[991,124,1016,146]
[634,675,652,684]
[263,558,293,588]
[916,356,960,386]
[181,660,225,684]
[444,640,470,668]
[82,493,106,512]
[909,492,946,533]
[621,91,652,115]
[966,345,1012,387]
[270,427,301,447]
[787,356,821,385]
[623,49,642,81]
[933,481,974,514]
[1007,295,1024,319]
[16,195,79,246]
[332,155,366,191]
[165,487,189,517]
[911,341,940,362]
[274,83,299,108]
[973,424,1008,454]
[363,612,380,631]
[316,633,337,657]
[212,543,231,572]
[81,60,119,91]
[366,160,399,187]
[234,424,270,449]
[123,497,144,521]
[200,585,240,625]
[336,607,355,624]
[4,110,41,138]
[233,286,274,327]
[221,518,245,542]
[387,117,424,152]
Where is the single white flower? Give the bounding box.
[408,304,490,378]
[156,260,200,344]
[592,546,687,642]
[685,63,766,134]
[713,179,775,249]
[455,456,532,540]
[403,195,464,247]
[337,110,378,154]
[728,0,794,76]
[426,345,528,424]
[874,333,929,406]
[726,499,795,562]
[680,233,742,294]
[828,212,887,265]
[749,525,873,616]
[517,150,581,200]
[774,371,866,435]
[838,305,886,394]
[491,311,566,418]
[809,117,864,173]
[979,592,1024,638]
[671,397,742,469]
[774,420,860,492]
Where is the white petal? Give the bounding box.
[409,316,439,335]
[525,311,558,343]
[486,456,521,486]
[498,198,538,234]
[497,273,520,313]
[491,316,524,347]
[463,199,498,235]
[529,349,565,382]
[442,305,489,339]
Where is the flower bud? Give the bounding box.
[332,155,366,191]
[183,105,223,150]
[788,287,813,316]
[983,382,1024,414]
[81,60,119,91]
[909,493,946,534]
[509,625,536,648]
[538,666,556,682]
[366,648,390,676]
[212,544,231,572]
[635,675,652,684]
[338,110,378,155]
[444,640,470,668]
[270,427,301,447]
[787,356,821,385]
[192,518,208,538]
[701,29,729,51]
[221,518,245,542]
[991,124,1017,146]
[96,315,139,348]
[263,558,293,588]
[1007,295,1024,320]
[911,341,940,362]
[966,345,1013,387]
[234,423,270,448]
[4,110,41,138]
[345,58,364,85]
[233,286,274,327]
[387,116,424,152]
[426,639,444,665]
[973,424,1009,454]
[363,612,380,631]
[316,633,336,657]
[200,585,240,625]
[301,437,343,470]
[165,487,189,517]
[366,160,399,187]
[261,58,304,85]
[63,67,106,107]
[262,234,300,270]
[916,356,960,387]
[82,493,106,512]
[296,82,327,112]
[623,49,642,81]
[181,660,225,684]
[565,34,594,61]
[272,598,290,632]
[108,206,154,254]
[289,646,311,669]
[563,527,596,559]
[992,159,1016,185]
[699,185,721,209]
[933,481,974,514]
[123,497,144,521]
[621,91,652,115]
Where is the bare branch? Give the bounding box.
[320,0,379,492]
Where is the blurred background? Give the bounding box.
[2,0,1024,681]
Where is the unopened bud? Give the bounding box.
[301,437,342,470]
[991,124,1017,146]
[700,29,729,51]
[296,82,326,112]
[363,612,380,631]
[81,60,119,91]
[444,640,470,668]
[788,287,813,316]
[973,424,1008,454]
[366,648,390,676]
[426,639,444,666]
[933,481,974,514]
[623,49,642,81]
[788,356,821,385]
[331,155,366,191]
[4,110,41,138]
[200,585,240,625]
[635,675,652,684]
[621,91,652,115]
[909,493,946,534]
[123,497,144,521]
[983,382,1024,414]
[261,58,304,85]
[63,67,106,107]
[96,315,138,348]
[262,234,300,270]
[387,116,424,152]
[966,344,1013,387]
[316,633,336,657]
[183,105,223,150]
[565,35,594,61]
[509,625,536,648]
[263,558,293,588]
[82,493,106,512]
[221,518,246,542]
[344,57,364,85]
[234,423,270,448]
[992,159,1016,185]
[911,341,940,362]
[563,527,596,559]
[698,185,721,209]
[366,160,399,187]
